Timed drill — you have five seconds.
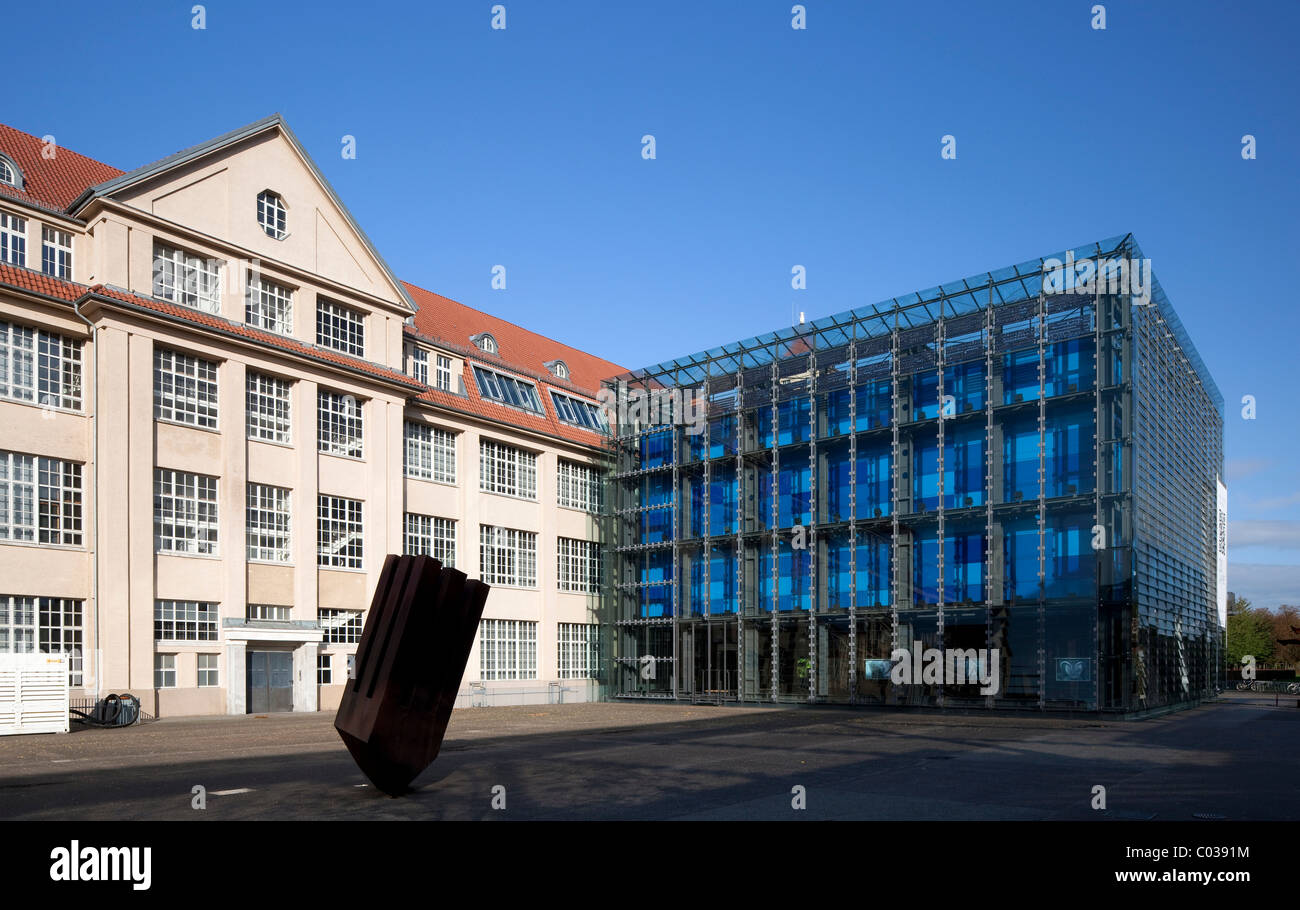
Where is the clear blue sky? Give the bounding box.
[5,1,1297,606]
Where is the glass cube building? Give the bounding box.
[602,235,1225,714]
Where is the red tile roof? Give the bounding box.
[0,123,124,214]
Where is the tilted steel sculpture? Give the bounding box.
[335,554,489,795]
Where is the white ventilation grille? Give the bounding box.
[0,653,70,736]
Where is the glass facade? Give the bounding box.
[603,235,1224,714]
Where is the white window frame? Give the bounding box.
[247,604,291,622]
[317,653,333,684]
[407,345,428,384]
[152,242,223,315]
[557,536,602,594]
[557,459,603,513]
[319,608,363,643]
[316,299,365,357]
[154,600,219,642]
[155,654,177,689]
[317,389,363,458]
[0,450,83,546]
[404,421,456,484]
[0,595,83,686]
[0,320,82,411]
[0,155,19,188]
[0,212,26,267]
[478,619,537,681]
[435,354,453,392]
[257,191,287,240]
[247,483,291,563]
[41,227,72,280]
[246,371,291,443]
[154,469,219,555]
[479,439,537,500]
[404,513,456,566]
[317,495,363,569]
[551,390,610,433]
[479,524,537,588]
[557,622,600,679]
[472,365,542,414]
[154,347,219,429]
[197,653,220,687]
[245,272,294,335]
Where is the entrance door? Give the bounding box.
[247,650,294,713]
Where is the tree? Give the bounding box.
[1227,592,1251,617]
[1226,608,1274,666]
[1270,605,1300,669]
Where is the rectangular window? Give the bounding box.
[154,600,218,642]
[245,272,294,335]
[557,536,602,594]
[435,355,453,392]
[0,450,83,545]
[404,421,456,484]
[317,495,363,569]
[319,608,362,644]
[404,513,456,566]
[479,525,537,588]
[557,459,603,513]
[246,372,291,443]
[550,390,610,433]
[478,619,538,681]
[247,604,291,621]
[479,439,537,500]
[154,469,219,555]
[154,348,219,429]
[316,299,365,357]
[472,366,543,414]
[317,653,332,684]
[557,622,601,680]
[197,653,219,687]
[41,227,72,279]
[152,242,222,314]
[247,483,291,563]
[0,212,26,266]
[407,345,428,384]
[0,320,82,410]
[0,595,84,685]
[318,389,363,458]
[154,654,176,689]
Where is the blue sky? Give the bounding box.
[4,1,1297,606]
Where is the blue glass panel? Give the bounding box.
[1002,415,1040,502]
[913,438,940,511]
[945,423,985,508]
[856,533,890,607]
[913,371,940,419]
[944,360,986,413]
[1045,404,1096,497]
[1003,517,1040,601]
[1045,510,1095,598]
[857,444,891,518]
[1044,338,1096,397]
[944,529,985,602]
[1002,349,1040,403]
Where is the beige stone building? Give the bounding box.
[0,115,620,717]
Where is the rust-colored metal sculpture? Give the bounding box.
[335,554,489,795]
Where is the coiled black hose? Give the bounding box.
[70,693,141,727]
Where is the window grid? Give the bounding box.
[404,421,456,484]
[257,191,287,240]
[319,608,362,643]
[154,600,218,642]
[479,525,537,588]
[41,227,72,279]
[154,469,219,555]
[155,654,177,689]
[478,619,537,681]
[197,654,219,687]
[0,450,83,545]
[316,299,364,357]
[557,622,601,680]
[472,366,542,413]
[404,513,456,566]
[407,346,428,384]
[245,272,294,334]
[557,459,603,513]
[247,604,291,621]
[557,537,602,594]
[551,390,610,433]
[317,495,363,569]
[0,212,26,266]
[154,348,219,429]
[152,242,222,314]
[246,372,291,443]
[480,439,537,500]
[0,596,83,686]
[318,390,363,458]
[317,653,332,684]
[247,483,291,563]
[0,320,82,410]
[436,355,453,392]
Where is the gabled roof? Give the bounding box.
[65,114,416,314]
[0,122,124,215]
[402,281,625,398]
